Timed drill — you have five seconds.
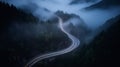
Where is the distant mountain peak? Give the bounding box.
[84,0,120,10]
[70,0,97,4]
[55,11,80,21]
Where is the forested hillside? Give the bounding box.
[0,2,71,67]
[0,2,38,31]
[35,15,120,67]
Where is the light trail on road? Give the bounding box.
[25,17,80,67]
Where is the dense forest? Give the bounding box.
[0,1,120,67]
[0,2,71,67]
[34,15,120,67]
[0,2,38,22]
[0,2,39,31]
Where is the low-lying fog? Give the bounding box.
[2,0,120,30]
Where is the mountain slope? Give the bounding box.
[0,2,71,67]
[35,15,120,67]
[70,0,96,4]
[0,2,39,34]
[80,14,120,67]
[85,0,120,9]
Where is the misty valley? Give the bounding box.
[0,0,120,67]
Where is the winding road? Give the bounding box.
[25,17,80,67]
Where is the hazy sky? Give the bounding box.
[2,0,120,29]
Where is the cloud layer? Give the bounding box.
[1,0,120,29]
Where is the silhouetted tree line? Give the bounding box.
[0,2,38,31]
[0,3,71,66]
[55,11,80,22]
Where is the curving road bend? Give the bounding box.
[25,17,80,67]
